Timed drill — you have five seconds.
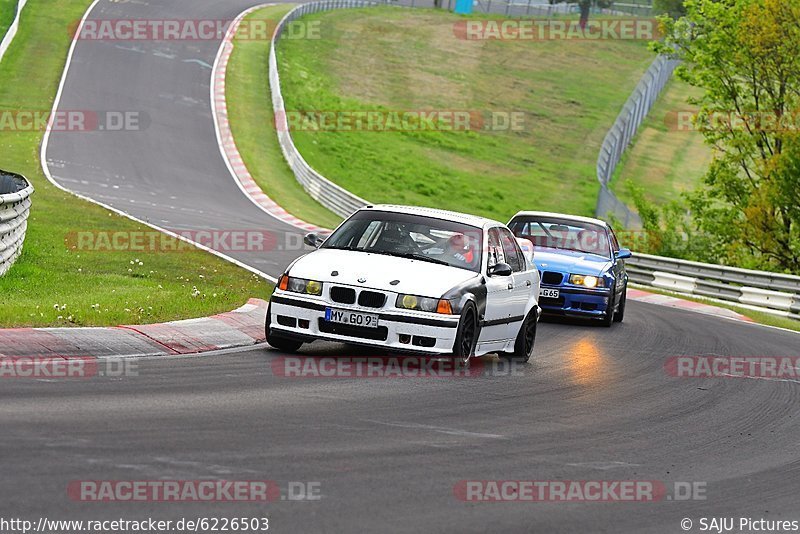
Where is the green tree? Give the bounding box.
[654,0,800,273]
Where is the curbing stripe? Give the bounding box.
[0,300,268,358]
[627,288,753,322]
[210,4,330,234]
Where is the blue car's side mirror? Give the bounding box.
[615,248,632,260]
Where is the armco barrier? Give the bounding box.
[0,171,33,277]
[595,55,679,228]
[269,0,376,218]
[0,0,28,63]
[270,0,659,219]
[627,252,800,320]
[268,2,797,321]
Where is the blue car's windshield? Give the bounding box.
[509,218,611,258]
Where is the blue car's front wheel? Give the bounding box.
[601,285,617,327]
[613,285,627,323]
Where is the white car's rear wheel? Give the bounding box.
[503,309,536,363]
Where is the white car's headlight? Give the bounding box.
[278,274,323,296]
[569,274,603,288]
[396,294,454,314]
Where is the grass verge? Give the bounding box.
[226,4,342,230]
[611,78,713,207]
[0,0,16,38]
[0,0,270,328]
[632,285,800,333]
[275,7,656,222]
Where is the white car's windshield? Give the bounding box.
[509,218,611,258]
[323,210,484,272]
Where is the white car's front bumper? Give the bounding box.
[268,292,461,355]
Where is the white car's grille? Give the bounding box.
[329,286,387,309]
[358,290,387,308]
[330,286,356,304]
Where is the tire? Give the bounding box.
[613,284,626,323]
[503,309,537,363]
[451,303,478,367]
[600,286,615,327]
[265,303,303,353]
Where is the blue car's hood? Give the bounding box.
[534,248,612,275]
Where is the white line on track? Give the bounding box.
[40,0,278,283]
[364,420,508,440]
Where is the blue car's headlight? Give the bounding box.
[569,274,604,288]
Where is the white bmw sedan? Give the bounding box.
[266,205,541,365]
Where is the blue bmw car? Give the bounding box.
[508,211,631,326]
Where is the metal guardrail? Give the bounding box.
[270,0,658,218]
[1,2,33,277]
[269,0,377,218]
[268,2,798,321]
[0,171,33,277]
[0,0,28,63]
[595,55,679,228]
[628,252,800,320]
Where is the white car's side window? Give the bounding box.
[487,228,505,268]
[499,228,524,272]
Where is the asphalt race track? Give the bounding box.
[9,0,800,532]
[3,308,800,532]
[44,0,306,277]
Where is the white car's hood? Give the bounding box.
[288,249,480,297]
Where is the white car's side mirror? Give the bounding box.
[304,232,325,248]
[488,262,513,277]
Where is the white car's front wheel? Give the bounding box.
[265,303,303,353]
[451,303,478,368]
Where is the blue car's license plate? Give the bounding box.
[541,288,560,299]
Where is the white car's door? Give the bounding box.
[478,227,515,346]
[499,227,533,340]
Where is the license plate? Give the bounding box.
[541,288,560,299]
[325,308,380,328]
